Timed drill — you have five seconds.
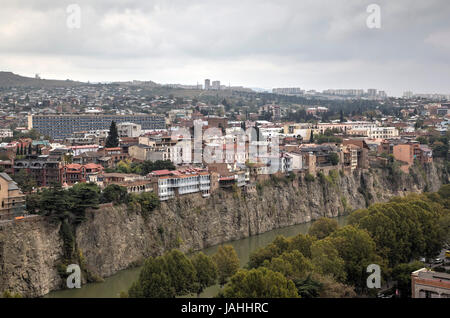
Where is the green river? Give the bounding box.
[46,215,348,298]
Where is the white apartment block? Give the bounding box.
[313,122,377,134]
[349,127,399,139]
[117,122,142,138]
[156,171,211,201]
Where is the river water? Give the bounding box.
[46,215,348,298]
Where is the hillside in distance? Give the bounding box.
[0,71,87,88]
[0,71,165,90]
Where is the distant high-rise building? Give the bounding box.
[322,89,364,97]
[403,91,414,99]
[367,89,377,96]
[272,87,303,95]
[204,79,211,90]
[212,80,221,90]
[378,91,387,99]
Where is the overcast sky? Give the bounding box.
[0,0,449,96]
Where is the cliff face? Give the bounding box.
[0,218,63,297]
[0,163,445,297]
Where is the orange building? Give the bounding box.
[61,163,103,186]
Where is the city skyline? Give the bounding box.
[1,1,450,97]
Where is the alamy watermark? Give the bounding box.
[66,264,81,289]
[366,4,381,29]
[66,4,81,29]
[169,120,281,172]
[366,264,381,289]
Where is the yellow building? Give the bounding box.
[0,172,26,220]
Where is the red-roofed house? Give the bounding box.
[61,163,104,186]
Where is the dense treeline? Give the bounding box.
[106,159,175,175]
[26,183,160,221]
[26,182,160,284]
[223,185,449,298]
[126,185,449,298]
[126,246,239,298]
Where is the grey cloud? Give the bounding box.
[0,0,449,95]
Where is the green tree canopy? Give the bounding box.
[105,121,119,148]
[348,194,447,266]
[191,252,217,296]
[221,267,299,298]
[164,249,197,296]
[262,250,314,281]
[308,218,339,240]
[329,225,385,288]
[391,261,424,298]
[128,256,175,298]
[100,184,129,204]
[212,245,240,286]
[310,238,346,283]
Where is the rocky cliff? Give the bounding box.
[0,162,446,297]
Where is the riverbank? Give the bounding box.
[0,162,445,297]
[46,215,349,298]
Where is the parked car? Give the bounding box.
[433,258,443,264]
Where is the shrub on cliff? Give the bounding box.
[304,173,315,182]
[1,291,22,298]
[134,192,160,216]
[100,184,129,204]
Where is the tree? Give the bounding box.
[287,233,316,258]
[28,143,32,155]
[348,195,447,267]
[164,249,197,296]
[312,273,356,298]
[328,152,339,165]
[191,252,217,296]
[391,261,424,298]
[101,184,129,204]
[293,274,323,298]
[309,131,314,143]
[248,235,292,269]
[212,245,240,286]
[262,250,314,281]
[12,170,37,193]
[68,182,100,223]
[340,110,345,123]
[136,192,160,215]
[308,218,339,240]
[105,121,119,148]
[221,267,299,298]
[128,256,175,298]
[117,160,131,173]
[63,154,73,164]
[25,193,41,214]
[329,225,385,288]
[39,184,71,222]
[310,239,346,282]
